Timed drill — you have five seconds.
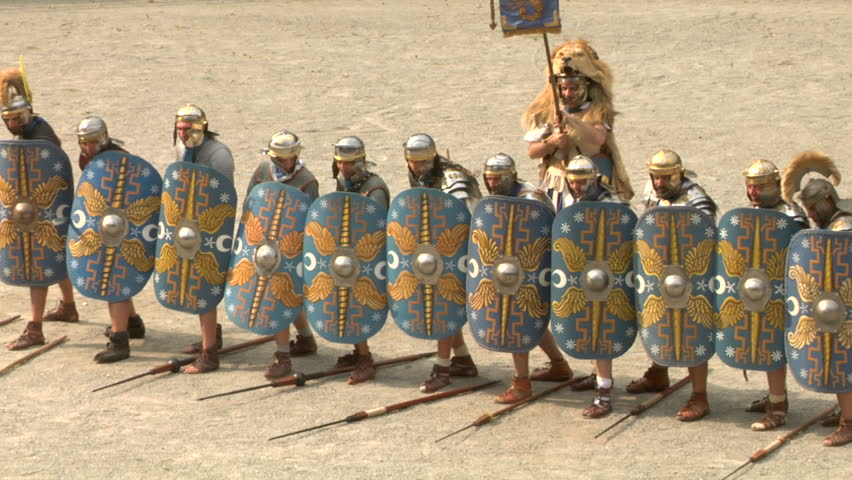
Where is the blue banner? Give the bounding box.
[500,0,561,37]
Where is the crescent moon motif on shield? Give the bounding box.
[215,235,232,253]
[786,296,800,316]
[551,269,567,289]
[304,252,317,272]
[157,221,166,240]
[635,274,646,294]
[457,255,468,273]
[713,275,727,295]
[54,205,70,225]
[387,250,399,270]
[142,224,159,242]
[467,257,479,278]
[71,209,86,229]
[375,260,387,280]
[538,268,551,287]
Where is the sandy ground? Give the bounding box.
[1,1,851,479]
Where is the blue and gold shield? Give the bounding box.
[386,188,470,341]
[67,151,162,301]
[302,192,388,344]
[785,230,852,394]
[467,197,553,353]
[499,0,561,37]
[0,140,73,287]
[714,208,802,371]
[634,206,717,367]
[224,182,309,335]
[550,202,637,360]
[153,163,236,314]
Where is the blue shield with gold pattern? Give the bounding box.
[67,151,162,301]
[785,230,852,394]
[714,208,802,371]
[386,188,470,341]
[153,163,236,314]
[467,196,553,353]
[303,192,388,344]
[634,206,717,367]
[499,0,561,37]
[550,202,637,360]
[0,140,73,287]
[224,182,309,335]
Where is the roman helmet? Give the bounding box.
[482,153,517,196]
[332,136,368,182]
[647,149,685,199]
[565,155,600,200]
[264,130,302,171]
[743,158,781,207]
[76,116,112,152]
[173,103,208,148]
[0,66,33,134]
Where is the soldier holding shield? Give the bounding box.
[404,134,480,392]
[331,136,389,384]
[631,149,718,422]
[481,153,573,403]
[172,104,235,374]
[2,66,79,350]
[75,117,148,362]
[243,130,320,379]
[781,151,852,446]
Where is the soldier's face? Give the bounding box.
[336,161,356,179]
[651,173,680,199]
[2,111,30,135]
[175,121,193,143]
[272,155,297,173]
[407,159,430,178]
[79,139,101,160]
[559,77,588,109]
[569,178,590,199]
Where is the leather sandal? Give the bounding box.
[494,376,532,404]
[821,411,840,427]
[347,353,376,385]
[289,334,317,356]
[530,359,573,382]
[420,365,451,393]
[583,387,613,419]
[746,395,769,413]
[182,323,222,354]
[751,398,788,431]
[570,373,597,392]
[336,348,359,368]
[449,354,478,377]
[181,348,219,374]
[824,417,852,447]
[42,300,79,323]
[6,321,45,350]
[676,392,710,422]
[626,365,670,394]
[264,351,292,379]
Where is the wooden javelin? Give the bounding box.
[0,335,68,376]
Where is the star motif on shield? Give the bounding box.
[227,304,236,313]
[269,319,279,329]
[44,268,54,278]
[0,148,6,158]
[164,179,171,189]
[641,328,650,339]
[95,159,106,169]
[725,346,735,358]
[150,184,160,194]
[219,193,230,203]
[203,236,215,249]
[86,170,95,180]
[307,304,315,313]
[696,279,707,292]
[620,214,631,225]
[456,212,467,223]
[141,167,151,177]
[614,275,624,287]
[53,161,62,172]
[171,169,180,180]
[444,198,454,209]
[650,344,660,355]
[396,198,406,208]
[55,253,64,263]
[573,212,585,223]
[477,328,486,338]
[371,312,382,322]
[470,311,478,321]
[799,368,807,379]
[211,285,222,296]
[635,229,644,239]
[626,327,635,337]
[135,274,145,284]
[153,273,159,283]
[716,331,725,341]
[644,214,655,225]
[474,217,483,228]
[366,203,376,214]
[158,289,167,300]
[800,238,809,248]
[310,211,318,220]
[298,203,308,212]
[613,342,623,353]
[86,217,97,228]
[696,345,707,356]
[847,373,852,384]
[540,225,550,235]
[771,350,783,362]
[522,335,532,345]
[725,281,736,293]
[363,325,372,334]
[484,203,493,214]
[800,303,810,315]
[456,309,465,318]
[774,284,785,296]
[254,188,266,199]
[730,216,740,226]
[401,320,411,330]
[314,320,323,330]
[377,219,386,228]
[790,350,799,360]
[646,280,656,292]
[318,258,328,269]
[554,323,564,333]
[791,252,800,264]
[40,149,50,159]
[283,310,294,319]
[704,227,715,238]
[1,267,10,277]
[719,228,728,239]
[565,339,576,350]
[560,222,570,233]
[566,274,578,286]
[448,321,457,331]
[691,213,701,225]
[197,298,208,310]
[320,199,328,209]
[534,319,544,329]
[391,210,399,220]
[209,178,220,189]
[445,262,456,272]
[121,286,131,296]
[526,272,537,284]
[776,218,788,230]
[530,209,541,220]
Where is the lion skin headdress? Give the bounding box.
[0,67,29,109]
[521,39,633,200]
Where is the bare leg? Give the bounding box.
[676,362,710,421]
[108,300,131,332]
[537,330,566,362]
[450,330,465,349]
[766,365,786,397]
[595,359,612,381]
[274,328,290,349]
[128,298,137,317]
[30,286,48,323]
[355,340,370,355]
[57,277,75,303]
[688,362,708,393]
[199,310,219,350]
[513,352,530,379]
[437,337,453,361]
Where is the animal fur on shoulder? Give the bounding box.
[0,67,27,108]
[781,150,841,204]
[521,39,633,200]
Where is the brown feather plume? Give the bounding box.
[781,151,841,204]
